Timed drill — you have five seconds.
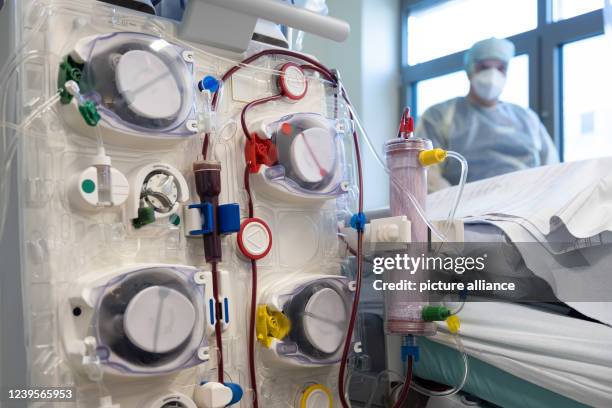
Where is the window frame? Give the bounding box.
[401,0,604,161]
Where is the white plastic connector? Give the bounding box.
[194,382,233,408]
[64,80,88,107]
[64,80,81,97]
[430,219,464,243]
[198,90,217,134]
[92,146,111,167]
[184,204,203,238]
[339,216,411,255]
[82,336,103,382]
[370,216,411,244]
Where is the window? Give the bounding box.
[416,55,529,116]
[403,0,605,163]
[561,35,612,161]
[552,0,602,22]
[407,0,537,65]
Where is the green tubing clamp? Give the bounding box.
[78,100,101,127]
[132,207,156,229]
[421,305,452,322]
[58,55,101,127]
[58,55,84,105]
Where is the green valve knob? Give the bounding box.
[169,213,181,226]
[422,306,452,322]
[81,179,95,194]
[133,207,156,229]
[78,100,101,127]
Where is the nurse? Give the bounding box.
[416,38,559,191]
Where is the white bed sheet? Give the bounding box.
[427,158,612,326]
[432,302,612,407]
[427,157,612,239]
[482,218,612,326]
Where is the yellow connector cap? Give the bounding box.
[446,315,460,334]
[256,305,291,348]
[419,148,447,166]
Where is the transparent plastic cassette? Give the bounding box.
[63,32,197,143]
[247,113,350,202]
[259,275,353,366]
[62,265,208,377]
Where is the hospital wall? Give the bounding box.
[302,0,401,209]
[0,0,28,398]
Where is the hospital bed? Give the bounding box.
[355,158,612,408]
[356,249,612,408]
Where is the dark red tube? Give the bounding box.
[392,357,414,408]
[202,49,364,408]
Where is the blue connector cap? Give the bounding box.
[350,212,367,232]
[401,345,420,362]
[218,203,241,234]
[189,203,214,235]
[199,75,220,93]
[225,382,243,406]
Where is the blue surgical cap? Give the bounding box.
[464,38,515,74]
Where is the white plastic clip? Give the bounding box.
[348,280,357,292]
[353,341,363,353]
[186,119,199,133]
[370,216,411,244]
[194,271,207,285]
[182,50,195,63]
[198,346,211,361]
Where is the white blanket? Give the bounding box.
[427,158,612,325]
[432,302,612,407]
[428,157,612,238]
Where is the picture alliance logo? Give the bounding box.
[372,253,488,275]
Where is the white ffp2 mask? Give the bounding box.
[471,68,506,102]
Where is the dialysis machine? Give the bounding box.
[1,0,468,407]
[1,0,367,407]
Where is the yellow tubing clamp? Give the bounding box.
[256,304,291,348]
[419,148,447,166]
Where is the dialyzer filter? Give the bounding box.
[384,137,437,336]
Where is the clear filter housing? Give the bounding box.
[384,137,437,336]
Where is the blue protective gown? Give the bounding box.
[416,97,559,191]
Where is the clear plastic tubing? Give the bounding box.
[411,334,469,397]
[384,137,437,336]
[445,151,468,229]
